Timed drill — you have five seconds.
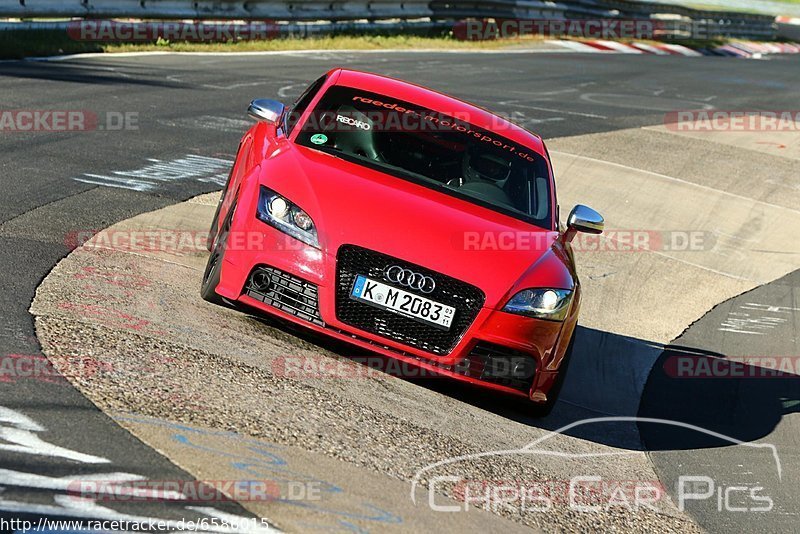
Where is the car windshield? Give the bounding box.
[294,85,553,229]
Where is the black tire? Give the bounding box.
[205,199,222,252]
[526,330,577,418]
[201,203,235,305]
[206,183,233,252]
[207,158,238,251]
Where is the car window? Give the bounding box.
[285,75,327,134]
[294,85,552,229]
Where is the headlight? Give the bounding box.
[256,186,319,248]
[503,288,572,321]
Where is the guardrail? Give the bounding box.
[585,0,777,39]
[0,19,449,36]
[428,1,566,20]
[0,0,781,40]
[429,0,777,40]
[0,0,433,21]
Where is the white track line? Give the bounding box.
[499,101,608,119]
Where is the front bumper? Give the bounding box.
[214,200,574,402]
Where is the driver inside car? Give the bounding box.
[448,148,515,206]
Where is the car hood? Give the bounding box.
[261,143,571,307]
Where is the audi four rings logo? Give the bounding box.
[384,265,436,294]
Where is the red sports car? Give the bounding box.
[202,68,603,415]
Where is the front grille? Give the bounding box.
[335,245,485,355]
[245,265,323,326]
[459,342,537,392]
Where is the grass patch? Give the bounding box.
[662,37,730,49]
[105,34,539,53]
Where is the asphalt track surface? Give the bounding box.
[640,269,799,532]
[1,50,799,532]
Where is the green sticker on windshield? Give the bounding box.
[310,133,328,145]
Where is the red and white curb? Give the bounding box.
[718,40,800,58]
[548,39,800,58]
[549,39,702,56]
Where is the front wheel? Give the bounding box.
[200,203,235,306]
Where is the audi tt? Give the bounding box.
[201,68,604,415]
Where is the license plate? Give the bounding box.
[350,275,455,330]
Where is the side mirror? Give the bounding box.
[247,99,285,125]
[563,204,604,243]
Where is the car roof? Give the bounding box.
[328,68,547,157]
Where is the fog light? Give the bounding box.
[251,270,272,292]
